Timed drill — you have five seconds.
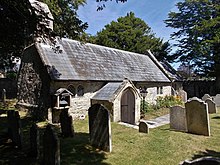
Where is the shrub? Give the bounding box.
[141,95,183,113]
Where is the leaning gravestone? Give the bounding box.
[185,97,210,136]
[213,94,220,107]
[139,121,149,134]
[170,106,187,132]
[43,125,60,165]
[60,108,74,137]
[7,110,22,148]
[29,124,39,158]
[202,94,212,101]
[88,104,112,152]
[205,98,217,114]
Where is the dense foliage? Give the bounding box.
[90,12,172,62]
[0,0,87,68]
[165,0,220,80]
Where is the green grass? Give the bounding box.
[1,108,220,165]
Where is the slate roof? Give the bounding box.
[34,38,171,82]
[92,82,123,101]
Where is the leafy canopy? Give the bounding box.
[0,0,87,68]
[91,12,172,62]
[165,0,220,77]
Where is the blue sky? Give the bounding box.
[78,0,181,41]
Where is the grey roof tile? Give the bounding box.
[35,38,170,82]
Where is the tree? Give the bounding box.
[0,0,87,68]
[165,0,220,91]
[90,12,172,62]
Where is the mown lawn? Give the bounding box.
[0,107,220,165]
[62,108,220,165]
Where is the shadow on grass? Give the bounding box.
[191,149,220,160]
[60,132,110,165]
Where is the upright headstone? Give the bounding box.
[7,110,22,148]
[2,88,6,104]
[139,121,149,134]
[214,94,220,107]
[170,106,187,132]
[178,90,187,103]
[202,94,211,101]
[29,124,39,158]
[185,97,210,136]
[60,108,74,137]
[205,98,217,114]
[88,104,112,152]
[43,125,60,165]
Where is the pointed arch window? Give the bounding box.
[77,85,84,96]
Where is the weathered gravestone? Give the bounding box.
[205,98,217,114]
[170,106,187,132]
[139,121,149,134]
[7,110,22,148]
[88,104,112,152]
[60,108,74,137]
[202,94,212,101]
[43,125,60,165]
[180,156,220,165]
[213,94,220,107]
[29,124,39,158]
[185,97,210,136]
[178,89,188,103]
[2,88,6,104]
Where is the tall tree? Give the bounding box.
[91,12,172,62]
[165,0,220,91]
[0,0,87,68]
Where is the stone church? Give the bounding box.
[17,38,174,124]
[17,0,178,124]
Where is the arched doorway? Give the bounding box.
[121,88,135,124]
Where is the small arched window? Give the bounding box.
[77,85,84,96]
[67,85,76,96]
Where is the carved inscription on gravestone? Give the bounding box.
[88,104,112,152]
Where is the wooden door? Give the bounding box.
[121,88,135,124]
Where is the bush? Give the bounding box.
[141,95,183,113]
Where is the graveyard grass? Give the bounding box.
[63,108,220,165]
[1,108,220,164]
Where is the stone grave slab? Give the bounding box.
[185,97,210,136]
[214,94,220,107]
[60,108,74,137]
[43,125,60,165]
[7,110,22,148]
[88,104,112,152]
[205,98,217,114]
[139,121,149,134]
[202,94,211,101]
[170,105,187,132]
[29,123,39,158]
